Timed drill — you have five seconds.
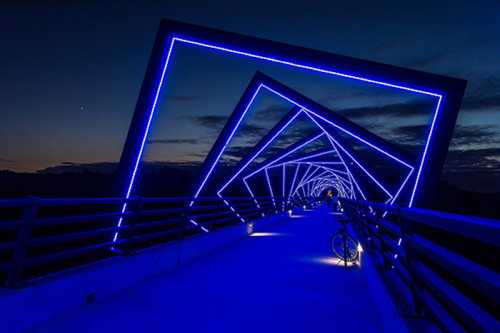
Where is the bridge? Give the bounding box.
[0,196,498,332]
[0,19,498,333]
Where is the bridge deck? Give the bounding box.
[30,208,398,332]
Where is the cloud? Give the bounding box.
[191,83,500,147]
[221,128,323,165]
[187,116,322,165]
[443,147,500,192]
[253,105,291,122]
[317,91,369,106]
[192,115,227,128]
[37,162,118,174]
[390,124,500,147]
[461,94,500,112]
[191,115,267,139]
[147,138,200,145]
[141,160,202,168]
[390,124,430,144]
[467,76,500,97]
[0,157,14,163]
[222,145,288,165]
[316,80,500,122]
[36,160,204,174]
[450,125,500,146]
[334,100,434,120]
[445,147,500,172]
[322,90,500,123]
[238,123,268,138]
[274,127,319,146]
[222,146,257,160]
[186,152,209,160]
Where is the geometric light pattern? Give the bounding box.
[113,20,466,242]
[195,73,414,222]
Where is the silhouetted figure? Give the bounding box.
[326,190,333,207]
[332,194,339,212]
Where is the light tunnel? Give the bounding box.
[113,20,465,240]
[190,72,416,224]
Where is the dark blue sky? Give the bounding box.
[1,0,499,191]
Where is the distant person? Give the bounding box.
[326,190,333,208]
[332,194,339,212]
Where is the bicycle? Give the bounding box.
[330,215,359,268]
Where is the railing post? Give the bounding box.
[369,206,389,270]
[357,203,371,247]
[180,200,194,241]
[126,196,143,255]
[6,196,38,288]
[113,196,142,256]
[398,208,424,317]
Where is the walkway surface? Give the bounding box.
[29,208,394,332]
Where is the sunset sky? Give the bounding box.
[1,0,499,191]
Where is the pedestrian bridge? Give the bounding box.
[19,207,404,333]
[2,18,497,333]
[0,196,497,333]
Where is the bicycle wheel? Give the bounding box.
[331,232,358,262]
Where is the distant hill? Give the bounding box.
[432,181,500,219]
[0,161,202,198]
[1,163,499,219]
[37,162,118,175]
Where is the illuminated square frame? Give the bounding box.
[265,162,353,199]
[199,72,416,218]
[114,19,466,241]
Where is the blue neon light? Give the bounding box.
[304,111,408,201]
[243,108,396,204]
[327,136,367,200]
[217,110,302,195]
[282,164,286,211]
[311,165,350,184]
[262,84,414,169]
[113,37,177,243]
[117,33,445,242]
[288,163,300,204]
[240,133,325,184]
[190,83,264,207]
[409,95,443,206]
[228,86,413,208]
[264,168,278,213]
[269,161,352,203]
[311,106,411,202]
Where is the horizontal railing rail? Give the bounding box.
[0,195,320,288]
[340,198,500,333]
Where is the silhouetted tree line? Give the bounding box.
[0,167,499,219]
